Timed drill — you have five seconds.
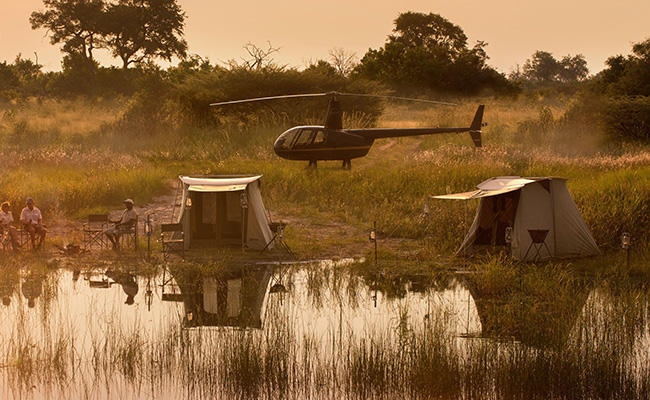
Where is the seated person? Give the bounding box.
[20,197,47,250]
[0,201,20,251]
[105,199,138,251]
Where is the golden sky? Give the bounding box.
[1,0,648,74]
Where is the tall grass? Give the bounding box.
[2,95,650,255]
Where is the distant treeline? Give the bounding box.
[2,3,650,142]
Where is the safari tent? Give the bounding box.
[176,175,274,250]
[433,176,599,261]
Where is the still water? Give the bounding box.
[0,259,648,399]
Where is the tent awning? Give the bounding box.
[432,187,521,200]
[431,177,558,200]
[180,175,262,193]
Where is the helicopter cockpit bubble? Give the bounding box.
[274,127,300,150]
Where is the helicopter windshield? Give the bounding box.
[275,128,327,150]
[276,128,299,149]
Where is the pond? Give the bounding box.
[0,258,649,399]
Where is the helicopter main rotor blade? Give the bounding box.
[210,93,329,106]
[210,92,456,107]
[337,93,456,106]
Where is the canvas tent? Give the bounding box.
[433,176,599,261]
[176,175,274,250]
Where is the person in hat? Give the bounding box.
[104,199,138,251]
[20,197,47,250]
[0,201,21,251]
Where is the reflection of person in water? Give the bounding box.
[105,269,139,305]
[22,271,44,308]
[0,268,19,306]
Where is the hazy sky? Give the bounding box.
[1,0,649,74]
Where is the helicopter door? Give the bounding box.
[291,130,313,148]
[290,129,326,149]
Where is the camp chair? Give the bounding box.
[118,216,138,251]
[260,221,295,259]
[524,229,552,262]
[19,226,44,249]
[83,214,108,250]
[161,223,185,260]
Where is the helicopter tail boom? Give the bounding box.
[348,105,485,147]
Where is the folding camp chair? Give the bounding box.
[524,229,552,262]
[83,214,108,250]
[161,223,185,260]
[118,216,138,251]
[260,221,295,259]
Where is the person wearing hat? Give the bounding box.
[20,197,47,250]
[104,199,138,251]
[0,201,21,251]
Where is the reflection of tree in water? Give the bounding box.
[357,267,458,301]
[105,269,139,305]
[0,267,19,306]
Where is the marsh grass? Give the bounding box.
[1,94,650,256]
[1,261,650,398]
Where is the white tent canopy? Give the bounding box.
[177,175,274,250]
[433,176,599,261]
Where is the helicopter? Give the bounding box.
[211,92,485,169]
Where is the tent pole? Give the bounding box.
[464,199,468,268]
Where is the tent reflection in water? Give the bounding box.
[166,265,273,329]
[433,176,599,261]
[177,175,275,250]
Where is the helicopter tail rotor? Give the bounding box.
[469,105,485,148]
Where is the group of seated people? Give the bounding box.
[0,197,47,251]
[0,197,138,253]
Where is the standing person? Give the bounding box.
[20,197,47,250]
[0,202,21,251]
[105,199,138,251]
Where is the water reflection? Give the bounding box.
[21,269,44,309]
[105,269,139,305]
[1,260,649,399]
[462,272,590,348]
[165,264,272,328]
[0,267,18,306]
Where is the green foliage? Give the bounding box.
[354,12,517,95]
[522,50,589,82]
[103,0,187,69]
[170,66,385,127]
[600,96,650,141]
[598,38,650,96]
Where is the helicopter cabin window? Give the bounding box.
[312,130,325,145]
[292,130,314,148]
[280,130,298,149]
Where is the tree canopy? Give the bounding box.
[30,0,187,71]
[353,12,514,94]
[103,0,187,70]
[521,51,589,82]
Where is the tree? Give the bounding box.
[328,48,357,77]
[30,0,104,73]
[354,12,513,94]
[522,51,589,82]
[558,54,589,82]
[103,0,187,69]
[522,51,559,81]
[227,41,283,71]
